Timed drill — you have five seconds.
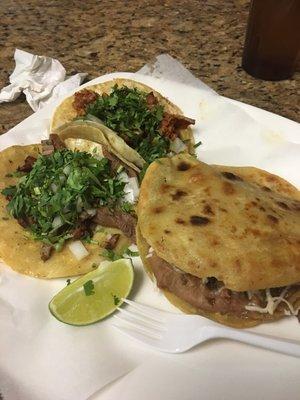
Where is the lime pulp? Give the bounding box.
[49,258,134,326]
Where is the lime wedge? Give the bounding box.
[49,259,134,326]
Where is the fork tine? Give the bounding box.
[116,307,164,331]
[121,299,167,322]
[113,315,162,339]
[112,323,161,348]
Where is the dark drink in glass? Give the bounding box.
[242,0,300,81]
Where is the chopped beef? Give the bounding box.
[147,251,299,319]
[160,113,195,140]
[50,134,66,150]
[102,147,122,173]
[40,244,53,262]
[105,233,120,250]
[93,207,136,243]
[73,89,99,115]
[146,92,158,109]
[41,134,65,156]
[41,139,55,156]
[17,155,37,172]
[17,218,29,228]
[72,221,90,240]
[102,146,138,178]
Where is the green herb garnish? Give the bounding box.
[5,171,26,178]
[112,293,120,306]
[194,141,202,148]
[83,280,95,296]
[66,279,71,286]
[1,149,126,248]
[124,248,139,257]
[86,85,169,164]
[121,201,134,213]
[102,249,122,261]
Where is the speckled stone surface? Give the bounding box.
[0,0,299,134]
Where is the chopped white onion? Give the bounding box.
[128,244,138,253]
[170,138,187,154]
[33,187,41,195]
[63,165,71,176]
[76,196,83,212]
[59,174,66,183]
[119,172,139,203]
[51,183,58,193]
[118,171,129,183]
[68,240,89,261]
[128,177,139,199]
[86,208,97,216]
[146,246,154,259]
[52,215,63,228]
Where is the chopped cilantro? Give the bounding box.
[5,171,25,178]
[86,85,170,164]
[1,150,126,248]
[83,280,95,296]
[124,248,139,257]
[112,294,120,306]
[102,249,122,261]
[83,235,99,245]
[138,163,149,182]
[66,278,71,286]
[194,141,202,148]
[121,201,134,213]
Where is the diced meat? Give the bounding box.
[102,146,138,178]
[105,233,120,250]
[41,139,55,156]
[17,218,29,228]
[50,134,66,150]
[17,155,37,172]
[41,134,65,156]
[40,244,53,262]
[146,92,158,109]
[17,216,35,228]
[73,89,99,115]
[72,221,90,240]
[93,207,136,243]
[160,113,195,140]
[102,147,122,173]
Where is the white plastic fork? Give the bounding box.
[112,299,300,357]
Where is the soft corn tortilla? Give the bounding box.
[56,120,144,171]
[51,78,195,155]
[137,154,300,292]
[136,226,281,328]
[0,145,130,279]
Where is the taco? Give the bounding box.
[51,79,196,173]
[0,133,137,279]
[136,154,300,328]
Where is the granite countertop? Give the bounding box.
[0,0,299,134]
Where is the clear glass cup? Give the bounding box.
[242,0,300,81]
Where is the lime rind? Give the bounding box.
[49,258,134,326]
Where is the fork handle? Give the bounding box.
[212,326,300,358]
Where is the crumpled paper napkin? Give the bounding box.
[0,49,87,111]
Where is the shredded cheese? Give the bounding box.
[245,286,300,316]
